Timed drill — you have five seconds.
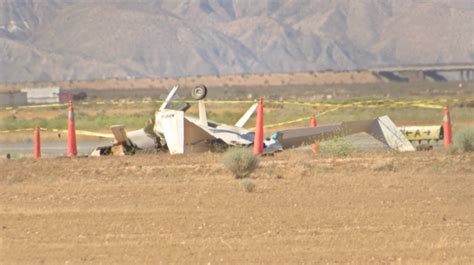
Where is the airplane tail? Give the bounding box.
[158,110,185,154]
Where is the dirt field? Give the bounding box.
[1,151,473,264]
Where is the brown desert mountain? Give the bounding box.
[0,0,473,83]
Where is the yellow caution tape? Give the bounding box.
[0,98,463,112]
[248,108,340,130]
[0,127,113,138]
[3,103,69,110]
[75,130,113,138]
[409,103,444,109]
[0,128,35,133]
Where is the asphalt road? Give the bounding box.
[0,140,112,158]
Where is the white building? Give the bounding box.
[20,87,61,104]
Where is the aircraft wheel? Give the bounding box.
[192,85,208,100]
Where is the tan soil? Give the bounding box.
[0,151,473,264]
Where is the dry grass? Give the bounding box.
[0,151,473,263]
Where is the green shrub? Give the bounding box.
[453,127,474,152]
[240,178,256,192]
[223,148,259,178]
[318,137,354,157]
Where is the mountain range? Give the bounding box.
[1,0,473,83]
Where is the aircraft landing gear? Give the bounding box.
[192,85,208,100]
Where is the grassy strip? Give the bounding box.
[0,113,150,131]
[1,104,473,132]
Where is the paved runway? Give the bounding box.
[0,140,112,158]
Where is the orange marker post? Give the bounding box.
[443,105,452,148]
[311,114,318,153]
[34,127,41,159]
[67,100,78,157]
[253,97,264,155]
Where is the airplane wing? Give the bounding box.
[277,116,414,152]
[279,123,370,149]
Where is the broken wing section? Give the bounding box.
[278,120,372,149]
[277,116,414,152]
[91,125,160,156]
[367,116,415,152]
[110,125,128,144]
[110,125,158,150]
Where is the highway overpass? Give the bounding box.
[369,63,474,82]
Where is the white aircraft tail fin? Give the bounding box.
[198,100,208,126]
[159,85,179,111]
[158,110,185,154]
[235,103,258,128]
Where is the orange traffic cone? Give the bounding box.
[67,100,78,157]
[253,97,264,155]
[311,114,317,127]
[311,114,318,153]
[443,105,452,148]
[34,127,41,159]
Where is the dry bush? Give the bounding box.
[240,178,256,192]
[223,148,259,179]
[453,127,474,152]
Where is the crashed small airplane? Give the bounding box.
[91,85,258,156]
[91,85,415,156]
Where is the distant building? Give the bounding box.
[21,87,61,104]
[1,87,86,106]
[0,91,28,106]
